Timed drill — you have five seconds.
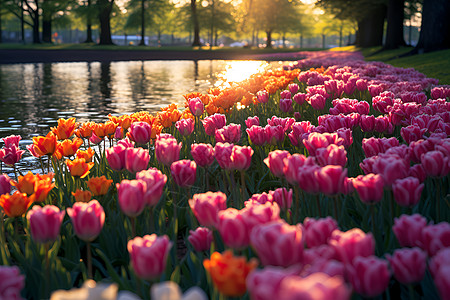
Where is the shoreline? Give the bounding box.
[0,49,306,64]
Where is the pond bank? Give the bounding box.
[0,49,306,64]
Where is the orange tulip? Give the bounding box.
[31,174,55,202]
[72,189,92,202]
[203,250,258,297]
[33,132,57,156]
[11,171,37,196]
[0,191,33,217]
[75,122,95,139]
[66,158,94,178]
[51,117,77,140]
[93,123,107,139]
[59,137,83,157]
[76,148,95,163]
[86,176,113,196]
[104,121,118,139]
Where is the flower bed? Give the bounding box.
[0,51,449,300]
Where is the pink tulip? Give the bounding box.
[421,222,450,256]
[245,192,273,206]
[0,266,25,299]
[2,135,21,147]
[303,217,338,248]
[256,90,269,104]
[269,188,292,211]
[190,143,215,168]
[316,165,347,196]
[352,174,384,204]
[188,191,227,228]
[329,228,375,265]
[288,83,299,95]
[155,135,181,167]
[214,142,233,170]
[118,138,135,148]
[0,174,11,196]
[250,220,304,267]
[433,265,450,300]
[297,164,321,194]
[114,126,124,139]
[127,234,172,280]
[128,122,152,145]
[302,257,345,278]
[386,247,427,284]
[421,150,450,178]
[315,144,347,167]
[202,113,226,136]
[136,168,167,207]
[89,132,103,145]
[170,160,196,188]
[429,248,450,278]
[27,144,42,158]
[356,79,368,91]
[401,125,427,144]
[280,90,291,100]
[188,97,204,116]
[392,214,427,248]
[106,144,128,171]
[175,118,194,136]
[309,94,326,110]
[246,125,267,146]
[409,163,426,183]
[27,205,65,244]
[374,115,392,133]
[360,115,375,132]
[264,150,290,178]
[217,208,249,249]
[303,132,343,156]
[409,139,435,162]
[230,145,253,171]
[125,147,150,173]
[362,137,381,157]
[293,93,307,105]
[245,116,260,129]
[215,123,241,144]
[280,98,293,113]
[67,200,105,242]
[116,180,147,217]
[278,273,351,300]
[0,145,24,166]
[242,201,280,234]
[283,153,307,185]
[188,227,213,252]
[392,177,424,207]
[264,125,285,145]
[347,256,390,298]
[373,155,409,187]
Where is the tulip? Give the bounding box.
[202,113,226,136]
[127,234,172,280]
[264,125,285,145]
[2,135,21,147]
[188,97,204,116]
[245,116,260,129]
[278,273,351,300]
[135,168,167,206]
[374,115,392,133]
[315,144,347,167]
[409,139,435,163]
[246,125,267,146]
[218,208,249,249]
[352,174,385,204]
[106,144,128,171]
[58,138,83,157]
[51,117,76,140]
[303,217,338,248]
[128,122,152,145]
[76,148,95,163]
[250,220,304,267]
[188,227,213,252]
[303,132,342,156]
[0,191,32,217]
[386,247,427,284]
[125,147,150,173]
[347,256,390,298]
[433,265,450,300]
[170,160,197,188]
[329,228,375,265]
[114,126,124,140]
[288,83,299,95]
[429,248,450,278]
[67,200,105,242]
[30,174,55,203]
[392,177,424,207]
[297,164,321,194]
[175,118,194,136]
[214,142,234,170]
[360,114,375,132]
[0,174,11,196]
[71,189,92,203]
[11,171,36,196]
[293,93,307,105]
[66,158,94,178]
[27,144,42,158]
[188,191,227,228]
[190,143,215,168]
[283,153,307,185]
[86,176,113,197]
[247,266,301,300]
[279,98,293,113]
[373,155,409,187]
[0,266,25,299]
[215,123,241,144]
[401,125,427,144]
[264,150,290,178]
[309,94,326,110]
[116,179,147,218]
[203,250,258,297]
[27,205,65,244]
[89,133,103,145]
[421,150,450,178]
[155,135,181,167]
[421,222,450,256]
[269,188,293,211]
[256,90,269,104]
[316,165,347,196]
[0,145,25,166]
[245,192,273,206]
[230,145,253,171]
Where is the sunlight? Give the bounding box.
[214,61,271,88]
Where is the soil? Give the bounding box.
[0,49,306,64]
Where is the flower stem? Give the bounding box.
[87,242,92,279]
[130,217,136,238]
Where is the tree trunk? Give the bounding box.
[414,0,450,52]
[384,0,406,49]
[266,30,272,48]
[356,4,386,47]
[299,34,303,48]
[322,34,325,48]
[191,0,201,46]
[42,0,52,43]
[139,0,146,46]
[84,0,94,43]
[98,0,114,45]
[282,35,286,48]
[20,0,25,43]
[0,1,2,44]
[32,3,40,44]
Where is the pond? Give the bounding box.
[0,59,287,175]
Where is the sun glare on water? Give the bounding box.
[215,60,271,87]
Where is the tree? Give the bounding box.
[413,0,450,53]
[41,0,72,43]
[97,0,114,45]
[384,0,406,49]
[191,0,200,46]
